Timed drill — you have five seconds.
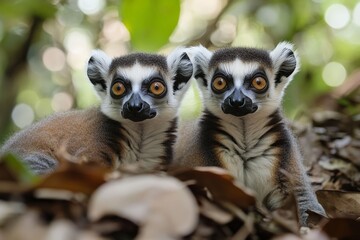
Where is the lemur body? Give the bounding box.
[1,49,193,174]
[175,43,325,225]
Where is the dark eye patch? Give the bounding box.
[243,68,269,90]
[110,76,132,99]
[212,68,233,85]
[141,73,167,89]
[140,74,168,99]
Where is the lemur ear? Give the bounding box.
[270,42,299,89]
[87,50,112,99]
[167,48,194,100]
[191,45,213,88]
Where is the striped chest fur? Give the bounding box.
[200,110,291,202]
[115,119,177,169]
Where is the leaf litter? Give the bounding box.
[0,91,360,239]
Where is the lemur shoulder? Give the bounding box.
[1,49,193,175]
[174,42,325,226]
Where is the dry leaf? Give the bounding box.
[306,210,328,228]
[322,218,360,239]
[172,167,256,209]
[34,161,108,195]
[316,190,360,219]
[88,175,198,240]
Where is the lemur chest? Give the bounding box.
[212,123,279,200]
[118,127,170,169]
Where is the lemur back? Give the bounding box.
[175,43,325,226]
[1,49,193,175]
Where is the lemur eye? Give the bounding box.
[212,77,227,93]
[251,77,267,92]
[111,82,126,97]
[149,81,166,97]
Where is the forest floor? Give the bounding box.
[0,87,359,240]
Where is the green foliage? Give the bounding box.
[120,0,180,51]
[1,153,39,184]
[0,0,360,139]
[0,0,56,19]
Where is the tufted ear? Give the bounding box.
[87,50,112,99]
[167,48,194,101]
[190,45,213,90]
[270,42,300,91]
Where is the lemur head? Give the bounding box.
[87,49,193,122]
[192,42,299,118]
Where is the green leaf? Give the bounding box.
[1,153,39,184]
[120,0,180,51]
[0,0,56,19]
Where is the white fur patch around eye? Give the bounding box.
[115,63,161,93]
[217,60,263,89]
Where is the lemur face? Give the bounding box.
[192,42,299,118]
[87,49,193,123]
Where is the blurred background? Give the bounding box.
[0,0,360,143]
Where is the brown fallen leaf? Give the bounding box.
[306,210,328,228]
[34,161,108,195]
[88,175,199,240]
[171,167,256,209]
[322,218,360,240]
[316,190,360,219]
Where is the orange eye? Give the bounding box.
[149,81,166,96]
[212,77,227,92]
[111,82,126,97]
[251,77,267,91]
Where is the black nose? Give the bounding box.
[229,90,246,107]
[129,101,143,112]
[230,97,245,107]
[127,94,144,113]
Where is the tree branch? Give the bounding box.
[0,16,44,139]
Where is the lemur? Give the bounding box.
[174,42,325,226]
[1,48,193,175]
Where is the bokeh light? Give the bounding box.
[35,98,53,118]
[11,104,35,128]
[64,29,92,70]
[256,5,279,27]
[42,47,66,72]
[325,4,350,29]
[51,92,74,112]
[17,90,40,107]
[210,16,237,46]
[353,2,360,26]
[190,0,224,20]
[102,20,130,42]
[56,4,84,27]
[322,62,347,87]
[78,0,105,15]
